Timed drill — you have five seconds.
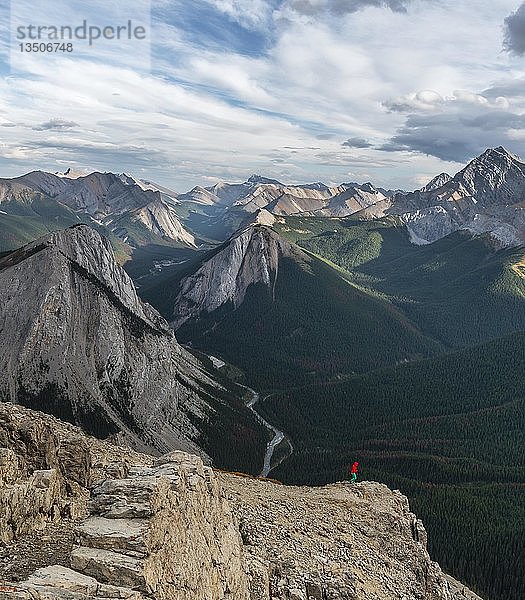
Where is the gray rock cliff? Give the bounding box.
[0,225,242,459]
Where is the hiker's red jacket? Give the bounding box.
[351,462,359,474]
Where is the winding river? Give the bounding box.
[242,385,292,477]
[204,354,292,477]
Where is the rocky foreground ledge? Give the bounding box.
[0,403,481,600]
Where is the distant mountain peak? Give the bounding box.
[475,145,523,164]
[246,174,282,185]
[420,173,452,192]
[55,167,91,179]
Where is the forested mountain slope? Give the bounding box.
[259,332,525,600]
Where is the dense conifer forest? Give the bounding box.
[144,216,525,600]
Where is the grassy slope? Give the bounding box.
[275,216,525,347]
[0,197,82,251]
[0,197,132,262]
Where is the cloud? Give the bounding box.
[33,118,79,131]
[383,90,444,113]
[381,92,525,162]
[342,137,372,148]
[504,2,525,56]
[315,150,407,167]
[483,78,525,99]
[203,0,274,29]
[0,0,522,190]
[286,0,415,16]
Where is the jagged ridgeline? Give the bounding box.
[0,225,268,473]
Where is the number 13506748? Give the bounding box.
[19,42,73,53]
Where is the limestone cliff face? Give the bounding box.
[0,225,242,459]
[173,224,300,329]
[127,197,196,247]
[1,403,482,600]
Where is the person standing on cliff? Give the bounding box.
[349,461,359,483]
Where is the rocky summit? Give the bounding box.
[0,225,254,461]
[359,146,525,246]
[173,222,301,328]
[0,402,481,600]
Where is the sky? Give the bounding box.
[1,0,525,191]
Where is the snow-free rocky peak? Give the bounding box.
[173,223,298,328]
[375,146,525,246]
[0,225,242,458]
[420,173,452,192]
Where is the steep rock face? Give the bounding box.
[233,182,349,215]
[0,225,240,458]
[447,146,525,205]
[8,448,250,600]
[0,171,147,217]
[177,185,222,205]
[118,174,179,205]
[0,402,152,547]
[126,196,196,247]
[172,224,298,328]
[322,183,387,217]
[384,147,525,245]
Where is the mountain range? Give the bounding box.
[0,169,195,253]
[1,146,525,600]
[2,146,525,257]
[165,146,525,248]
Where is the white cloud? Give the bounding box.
[203,0,274,29]
[0,0,524,190]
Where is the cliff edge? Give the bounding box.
[0,403,482,600]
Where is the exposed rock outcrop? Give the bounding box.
[0,404,482,600]
[221,473,482,600]
[374,146,525,246]
[8,450,249,600]
[126,198,196,247]
[0,402,152,548]
[173,224,302,328]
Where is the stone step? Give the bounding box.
[89,477,159,519]
[9,565,146,599]
[70,547,146,592]
[76,517,149,558]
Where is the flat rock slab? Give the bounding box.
[70,547,146,591]
[77,517,148,557]
[10,565,145,599]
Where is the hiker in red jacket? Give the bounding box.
[349,462,359,483]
